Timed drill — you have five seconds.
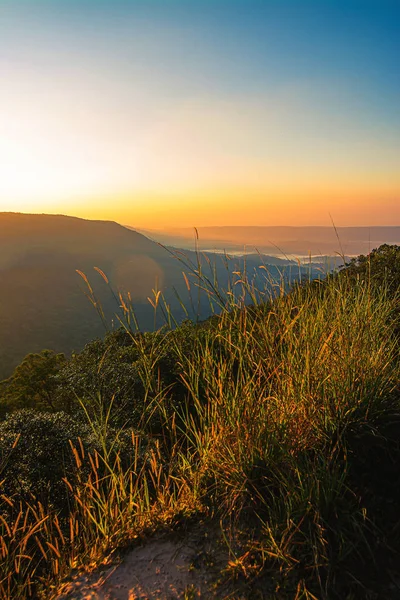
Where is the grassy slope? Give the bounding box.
[1,265,400,599]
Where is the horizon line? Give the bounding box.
[2,211,400,230]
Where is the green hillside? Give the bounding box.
[1,245,400,598]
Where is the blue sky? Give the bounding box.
[1,0,399,226]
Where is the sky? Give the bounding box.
[0,0,399,228]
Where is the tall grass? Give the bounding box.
[169,271,400,596]
[1,257,399,598]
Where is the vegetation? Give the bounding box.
[0,213,321,381]
[1,244,400,598]
[0,351,66,417]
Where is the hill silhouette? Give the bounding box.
[0,213,190,379]
[0,213,325,380]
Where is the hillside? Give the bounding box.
[1,245,400,599]
[0,213,322,380]
[0,213,187,379]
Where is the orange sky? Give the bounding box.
[1,1,399,228]
[2,186,399,229]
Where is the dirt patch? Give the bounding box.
[57,526,229,599]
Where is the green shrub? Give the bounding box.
[0,410,91,509]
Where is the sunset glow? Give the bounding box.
[1,1,399,227]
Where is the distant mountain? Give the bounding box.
[0,213,187,379]
[133,225,400,257]
[0,214,324,380]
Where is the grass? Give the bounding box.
[1,253,400,598]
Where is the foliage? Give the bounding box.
[0,350,66,417]
[56,332,144,423]
[1,245,400,598]
[0,410,90,509]
[340,243,400,295]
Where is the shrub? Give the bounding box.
[0,410,91,509]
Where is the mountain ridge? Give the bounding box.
[0,213,186,379]
[0,213,331,380]
[132,224,400,256]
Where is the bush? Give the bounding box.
[0,410,91,509]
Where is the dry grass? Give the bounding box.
[1,257,400,598]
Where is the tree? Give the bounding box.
[341,244,400,296]
[0,350,66,416]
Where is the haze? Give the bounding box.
[1,0,399,228]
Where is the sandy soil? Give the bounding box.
[57,527,228,600]
[55,534,400,600]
